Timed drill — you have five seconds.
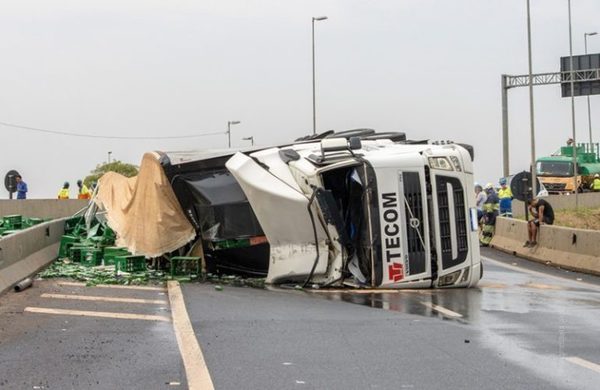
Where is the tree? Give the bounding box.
[84,160,139,187]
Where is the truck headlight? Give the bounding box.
[449,156,462,172]
[438,270,461,286]
[428,157,453,171]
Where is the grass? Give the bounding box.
[553,207,600,231]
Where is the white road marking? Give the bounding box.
[565,356,600,373]
[482,257,600,291]
[420,302,463,318]
[41,293,167,305]
[167,281,214,390]
[24,307,171,322]
[57,281,167,291]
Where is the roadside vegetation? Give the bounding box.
[553,207,600,231]
[514,207,600,230]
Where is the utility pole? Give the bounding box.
[227,121,241,148]
[585,32,598,155]
[526,0,537,196]
[568,0,579,207]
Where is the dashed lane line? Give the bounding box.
[168,281,214,390]
[41,293,168,305]
[565,356,600,374]
[57,281,167,291]
[420,302,463,318]
[24,307,171,322]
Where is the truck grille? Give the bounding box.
[543,182,566,191]
[402,172,426,275]
[436,176,468,269]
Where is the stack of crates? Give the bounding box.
[170,256,202,278]
[59,235,80,258]
[68,244,96,263]
[115,255,146,273]
[103,247,130,266]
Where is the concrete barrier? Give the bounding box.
[0,219,66,294]
[0,199,88,219]
[490,217,600,276]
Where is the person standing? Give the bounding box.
[590,174,600,192]
[524,197,554,248]
[77,180,91,199]
[58,182,70,199]
[15,175,28,200]
[498,178,513,217]
[474,183,487,221]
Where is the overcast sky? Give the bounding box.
[1,0,600,198]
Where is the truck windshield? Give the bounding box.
[536,161,573,177]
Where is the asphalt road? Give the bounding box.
[0,281,186,389]
[0,248,598,389]
[182,248,600,390]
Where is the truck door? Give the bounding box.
[226,152,330,284]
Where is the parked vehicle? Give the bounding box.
[536,142,600,194]
[161,130,481,289]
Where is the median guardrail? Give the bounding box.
[0,218,66,294]
[490,217,600,276]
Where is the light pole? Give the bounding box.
[108,151,112,164]
[227,121,240,148]
[568,0,579,206]
[242,136,254,146]
[526,0,537,195]
[585,31,597,155]
[312,16,328,135]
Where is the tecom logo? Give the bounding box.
[388,262,404,282]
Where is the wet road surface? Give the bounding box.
[181,248,599,389]
[0,247,598,389]
[0,280,185,389]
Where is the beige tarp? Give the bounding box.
[95,152,196,257]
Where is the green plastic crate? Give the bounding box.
[115,255,146,273]
[103,247,131,266]
[59,235,80,257]
[68,244,95,262]
[3,215,22,230]
[80,247,103,267]
[64,216,85,236]
[170,256,202,277]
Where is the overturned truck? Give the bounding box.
[148,129,481,289]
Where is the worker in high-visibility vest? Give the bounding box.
[77,180,91,199]
[57,182,70,199]
[590,174,600,192]
[498,177,513,217]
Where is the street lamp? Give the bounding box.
[108,151,112,164]
[567,0,579,206]
[242,136,254,146]
[227,121,241,148]
[312,15,328,135]
[526,0,537,195]
[585,32,597,154]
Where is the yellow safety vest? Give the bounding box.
[58,188,70,199]
[592,178,600,191]
[498,187,513,199]
[78,184,91,199]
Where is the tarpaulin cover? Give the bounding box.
[95,152,196,257]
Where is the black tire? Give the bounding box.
[480,262,484,279]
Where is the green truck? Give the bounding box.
[536,142,600,193]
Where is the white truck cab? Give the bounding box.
[225,136,481,289]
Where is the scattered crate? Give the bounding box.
[103,247,131,266]
[3,215,22,230]
[59,235,81,257]
[115,255,147,273]
[80,247,103,267]
[170,256,202,278]
[68,244,96,263]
